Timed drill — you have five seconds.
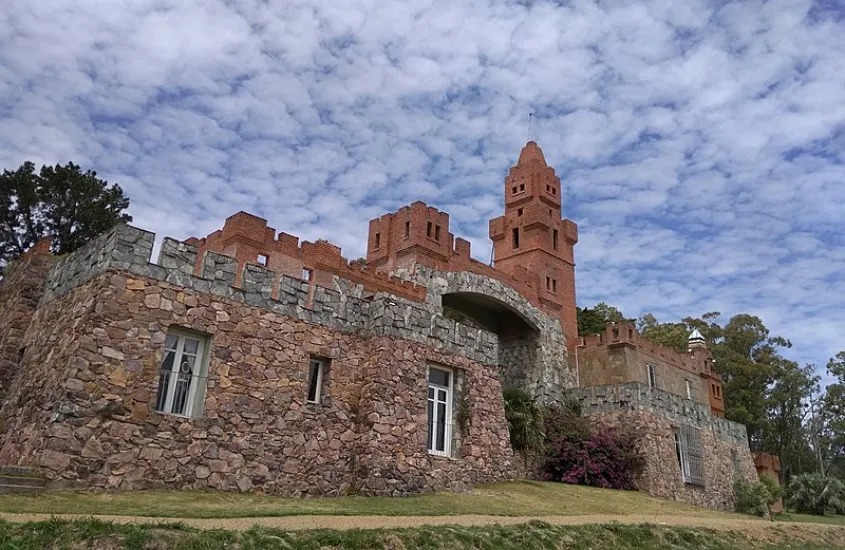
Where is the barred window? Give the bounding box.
[674,425,705,486]
[154,328,211,418]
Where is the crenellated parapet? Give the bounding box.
[186,211,426,303]
[38,224,497,365]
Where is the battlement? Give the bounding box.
[579,322,719,379]
[35,223,498,365]
[186,211,426,303]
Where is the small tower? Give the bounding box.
[489,141,579,347]
[688,328,706,350]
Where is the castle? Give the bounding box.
[0,141,757,509]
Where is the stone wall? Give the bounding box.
[0,224,516,495]
[568,383,758,510]
[0,240,55,405]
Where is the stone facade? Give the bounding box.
[569,383,758,510]
[0,140,759,511]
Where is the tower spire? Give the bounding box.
[528,113,534,141]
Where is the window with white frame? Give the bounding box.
[154,328,210,418]
[257,254,268,266]
[306,357,326,403]
[427,366,453,457]
[647,363,657,388]
[674,425,705,486]
[685,379,693,400]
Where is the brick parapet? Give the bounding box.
[186,212,426,303]
[38,224,497,366]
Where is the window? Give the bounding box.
[404,221,410,237]
[512,186,517,194]
[374,233,380,249]
[302,268,312,282]
[552,279,557,292]
[306,357,326,403]
[685,380,693,400]
[427,366,452,456]
[155,328,210,418]
[674,425,705,485]
[552,187,556,195]
[517,208,523,217]
[647,363,657,388]
[546,184,551,192]
[553,229,558,250]
[434,225,441,241]
[512,228,519,249]
[257,254,268,266]
[427,222,433,237]
[519,183,525,191]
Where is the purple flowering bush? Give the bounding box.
[541,404,641,490]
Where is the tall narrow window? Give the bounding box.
[685,380,693,399]
[647,363,657,388]
[552,279,557,292]
[302,268,312,282]
[519,183,525,191]
[434,225,441,241]
[517,208,523,216]
[512,186,517,194]
[427,366,452,456]
[553,229,558,250]
[404,221,410,237]
[427,222,433,237]
[155,328,210,418]
[512,228,519,249]
[374,233,380,249]
[545,276,550,290]
[306,357,326,403]
[257,254,268,266]
[674,425,705,485]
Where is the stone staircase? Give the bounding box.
[0,466,47,494]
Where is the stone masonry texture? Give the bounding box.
[0,141,757,510]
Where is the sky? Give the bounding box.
[1,0,844,379]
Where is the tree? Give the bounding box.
[502,387,545,458]
[0,161,131,273]
[577,302,627,336]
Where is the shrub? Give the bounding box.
[786,473,845,516]
[542,405,641,490]
[502,387,545,456]
[734,478,776,517]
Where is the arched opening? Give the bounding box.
[442,292,541,391]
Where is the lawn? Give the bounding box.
[0,481,738,519]
[1,518,843,550]
[774,512,845,526]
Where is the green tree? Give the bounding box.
[0,161,131,273]
[577,302,626,336]
[502,387,545,458]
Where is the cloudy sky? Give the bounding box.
[1,0,843,377]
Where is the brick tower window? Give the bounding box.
[427,222,433,237]
[374,233,380,249]
[404,221,410,237]
[553,229,558,250]
[257,254,268,266]
[512,228,519,249]
[435,225,441,241]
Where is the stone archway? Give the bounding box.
[409,266,574,405]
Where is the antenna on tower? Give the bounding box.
[528,112,534,141]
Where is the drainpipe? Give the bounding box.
[574,339,585,387]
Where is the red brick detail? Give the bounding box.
[753,452,783,511]
[186,212,426,302]
[365,142,580,348]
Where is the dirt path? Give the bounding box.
[1,511,843,538]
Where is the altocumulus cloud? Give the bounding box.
[1,0,844,376]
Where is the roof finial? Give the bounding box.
[528,112,534,142]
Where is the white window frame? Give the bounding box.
[674,425,705,486]
[257,253,268,266]
[647,363,657,388]
[427,365,453,457]
[154,328,210,418]
[685,379,693,400]
[306,357,325,404]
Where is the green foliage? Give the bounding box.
[786,473,845,516]
[502,387,545,455]
[734,475,783,518]
[0,161,131,273]
[577,302,627,336]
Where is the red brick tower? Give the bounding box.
[489,141,579,348]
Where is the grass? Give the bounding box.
[774,512,845,526]
[0,481,739,519]
[0,518,843,550]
